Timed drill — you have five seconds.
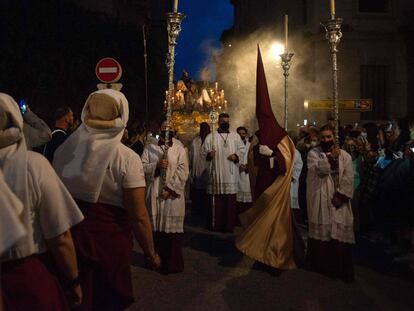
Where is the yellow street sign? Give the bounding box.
[305,99,373,111]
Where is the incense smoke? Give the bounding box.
[201,26,334,134]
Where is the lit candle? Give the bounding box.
[215,82,218,90]
[330,0,335,19]
[173,0,178,13]
[284,14,288,52]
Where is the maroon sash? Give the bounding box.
[71,200,134,311]
[1,255,70,311]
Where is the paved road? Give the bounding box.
[127,217,414,311]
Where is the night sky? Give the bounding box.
[175,0,233,80]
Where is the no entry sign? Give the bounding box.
[95,58,122,83]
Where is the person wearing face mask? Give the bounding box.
[236,126,253,219]
[201,113,245,233]
[190,122,210,217]
[306,124,355,282]
[298,130,320,224]
[141,119,189,274]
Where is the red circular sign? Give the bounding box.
[95,58,122,83]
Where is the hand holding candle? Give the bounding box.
[330,0,335,19]
[173,0,178,13]
[284,14,288,52]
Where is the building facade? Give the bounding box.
[218,0,414,127]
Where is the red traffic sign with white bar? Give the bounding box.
[95,57,122,83]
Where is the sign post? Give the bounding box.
[95,57,123,90]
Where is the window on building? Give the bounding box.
[358,0,389,13]
[361,65,388,120]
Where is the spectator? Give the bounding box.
[21,105,52,150]
[43,106,74,163]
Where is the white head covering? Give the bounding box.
[0,93,29,209]
[53,89,129,203]
[0,169,26,255]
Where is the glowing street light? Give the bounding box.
[270,42,285,60]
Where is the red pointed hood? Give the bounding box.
[256,46,286,150]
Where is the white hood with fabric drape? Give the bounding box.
[53,89,129,203]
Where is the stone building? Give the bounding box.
[218,0,414,127]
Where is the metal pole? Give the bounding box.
[279,52,294,131]
[142,24,149,125]
[209,109,218,229]
[159,11,185,196]
[321,17,343,146]
[321,17,343,190]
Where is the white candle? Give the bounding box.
[330,0,335,19]
[284,14,288,52]
[173,0,178,12]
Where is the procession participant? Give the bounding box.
[236,126,253,217]
[236,47,297,270]
[53,89,160,310]
[291,148,303,223]
[0,93,84,310]
[0,169,25,255]
[202,113,245,233]
[306,124,355,282]
[141,119,189,274]
[190,122,210,216]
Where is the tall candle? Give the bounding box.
[330,0,335,19]
[284,14,288,52]
[173,0,178,12]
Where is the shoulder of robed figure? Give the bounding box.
[340,148,352,162]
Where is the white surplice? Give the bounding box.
[201,130,245,195]
[306,147,355,244]
[237,140,252,203]
[290,149,303,209]
[142,138,189,233]
[190,136,208,190]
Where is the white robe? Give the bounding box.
[142,138,189,233]
[306,148,355,244]
[237,140,252,203]
[201,131,245,195]
[190,136,208,190]
[290,149,303,209]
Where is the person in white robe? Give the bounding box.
[189,122,210,217]
[142,120,189,274]
[0,93,84,310]
[0,169,26,255]
[236,127,253,219]
[201,113,245,232]
[306,124,355,282]
[291,148,303,222]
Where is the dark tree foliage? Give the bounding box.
[0,0,165,125]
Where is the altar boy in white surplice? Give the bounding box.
[201,113,245,233]
[142,120,189,274]
[236,126,253,219]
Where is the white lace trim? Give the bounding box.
[236,191,252,203]
[150,215,184,233]
[207,182,238,194]
[308,222,355,244]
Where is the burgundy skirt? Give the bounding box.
[306,238,354,282]
[72,200,134,311]
[1,255,70,311]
